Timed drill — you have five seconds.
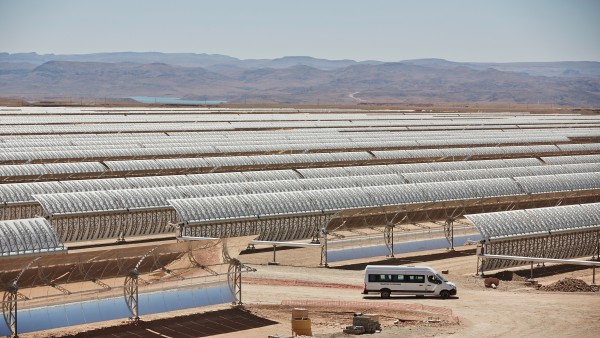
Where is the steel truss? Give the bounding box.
[184,214,334,242]
[328,191,600,232]
[124,272,139,322]
[2,257,40,338]
[320,227,328,267]
[123,246,161,321]
[384,225,394,257]
[444,218,455,250]
[0,204,43,221]
[2,283,18,338]
[1,239,233,334]
[226,258,256,305]
[478,230,600,273]
[49,209,176,243]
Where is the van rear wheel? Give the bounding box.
[380,289,391,299]
[440,290,450,299]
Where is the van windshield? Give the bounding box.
[435,274,447,282]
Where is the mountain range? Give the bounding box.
[1,52,599,106]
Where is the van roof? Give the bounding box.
[365,265,436,270]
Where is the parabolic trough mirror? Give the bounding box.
[1,236,254,336]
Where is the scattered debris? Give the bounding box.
[343,313,381,335]
[291,307,312,336]
[427,316,441,323]
[540,278,596,292]
[484,277,500,288]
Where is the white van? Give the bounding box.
[363,265,457,299]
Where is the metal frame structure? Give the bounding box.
[4,156,596,221]
[467,203,600,274]
[167,173,600,265]
[476,254,600,283]
[0,236,250,337]
[3,144,600,183]
[0,218,65,257]
[1,108,599,336]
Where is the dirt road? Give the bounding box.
[229,245,600,337]
[26,245,600,338]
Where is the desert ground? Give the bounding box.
[26,243,600,338]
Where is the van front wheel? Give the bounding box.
[380,289,391,299]
[440,290,450,299]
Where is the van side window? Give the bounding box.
[368,274,391,282]
[368,274,404,282]
[428,275,440,284]
[391,274,404,282]
[405,275,425,283]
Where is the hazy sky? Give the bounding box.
[1,0,598,62]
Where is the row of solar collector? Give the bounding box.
[2,129,599,151]
[2,111,599,123]
[1,113,562,123]
[2,111,524,120]
[0,106,552,115]
[0,136,583,163]
[466,203,600,241]
[4,116,600,127]
[4,128,597,147]
[2,125,600,140]
[30,171,600,218]
[166,172,600,225]
[0,181,600,256]
[0,218,64,257]
[5,172,596,245]
[2,119,600,135]
[1,136,586,153]
[1,144,599,180]
[1,158,597,206]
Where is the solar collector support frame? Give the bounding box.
[467,203,600,273]
[25,172,600,246]
[0,236,253,337]
[168,174,600,265]
[0,135,577,165]
[2,143,600,183]
[0,156,553,210]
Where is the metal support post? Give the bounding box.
[595,232,600,261]
[2,283,18,338]
[268,245,279,265]
[476,243,484,276]
[384,224,394,257]
[124,269,139,322]
[320,228,328,267]
[592,266,596,287]
[444,218,454,251]
[228,259,243,304]
[529,262,534,281]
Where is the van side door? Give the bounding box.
[426,274,442,293]
[405,274,426,293]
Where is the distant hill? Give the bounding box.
[0,52,599,106]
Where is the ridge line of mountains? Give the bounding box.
[1,52,599,106]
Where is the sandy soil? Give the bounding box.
[22,245,600,338]
[224,245,600,338]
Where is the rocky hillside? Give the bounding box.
[1,52,599,106]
